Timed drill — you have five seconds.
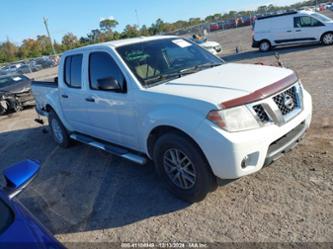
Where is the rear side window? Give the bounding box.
[64,54,83,88]
[294,16,324,28]
[89,52,126,91]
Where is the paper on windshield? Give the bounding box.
[172,39,192,48]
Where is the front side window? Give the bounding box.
[89,52,126,91]
[116,38,223,87]
[64,54,83,88]
[294,16,324,28]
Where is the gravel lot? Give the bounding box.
[0,11,332,247]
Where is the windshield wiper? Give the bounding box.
[144,63,222,87]
[143,72,182,86]
[180,63,222,74]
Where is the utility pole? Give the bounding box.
[43,17,57,56]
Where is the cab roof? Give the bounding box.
[64,35,177,54]
[256,10,315,21]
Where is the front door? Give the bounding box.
[293,16,324,42]
[83,50,138,148]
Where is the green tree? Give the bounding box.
[36,35,52,55]
[189,18,202,26]
[99,18,119,33]
[121,25,140,38]
[0,40,18,62]
[140,25,151,36]
[62,33,78,50]
[87,29,102,43]
[18,39,40,58]
[205,15,215,22]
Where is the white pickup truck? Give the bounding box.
[32,36,312,202]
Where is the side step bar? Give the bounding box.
[70,133,147,165]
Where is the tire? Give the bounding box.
[0,101,7,115]
[48,110,70,148]
[321,32,333,46]
[259,40,271,52]
[153,132,217,203]
[0,106,6,115]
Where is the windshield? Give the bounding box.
[116,38,223,87]
[311,13,332,23]
[0,76,27,89]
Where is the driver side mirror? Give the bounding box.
[97,77,122,91]
[2,160,40,199]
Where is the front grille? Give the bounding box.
[273,86,298,115]
[253,104,270,123]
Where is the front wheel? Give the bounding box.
[153,132,217,203]
[321,32,333,45]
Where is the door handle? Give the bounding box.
[295,29,302,32]
[286,30,292,32]
[85,97,95,103]
[61,94,69,99]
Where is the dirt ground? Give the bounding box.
[1,12,333,247]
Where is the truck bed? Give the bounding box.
[32,78,58,88]
[31,78,59,115]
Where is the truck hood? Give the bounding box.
[148,63,295,106]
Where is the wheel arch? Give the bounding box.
[44,103,72,132]
[146,125,211,168]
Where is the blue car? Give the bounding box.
[0,160,65,249]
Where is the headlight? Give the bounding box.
[207,106,260,132]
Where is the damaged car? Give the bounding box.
[0,75,35,115]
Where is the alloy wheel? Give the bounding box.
[163,148,197,190]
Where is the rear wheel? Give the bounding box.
[153,132,217,203]
[259,40,271,52]
[48,110,71,148]
[321,32,333,45]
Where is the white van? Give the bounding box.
[252,10,333,51]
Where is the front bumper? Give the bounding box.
[194,90,312,179]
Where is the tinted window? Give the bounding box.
[294,16,324,28]
[0,199,14,235]
[64,54,83,88]
[89,52,125,91]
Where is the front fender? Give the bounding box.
[140,105,205,156]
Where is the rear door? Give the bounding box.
[59,54,90,133]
